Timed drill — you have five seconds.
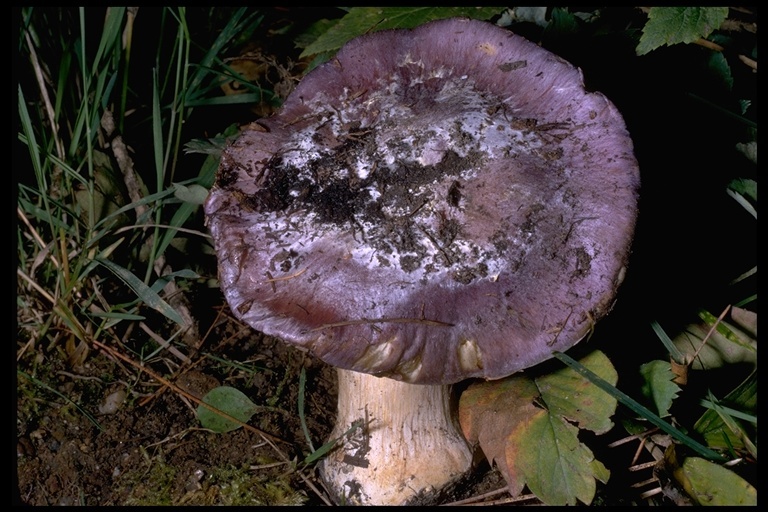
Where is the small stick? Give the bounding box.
[265,267,308,282]
[690,304,731,364]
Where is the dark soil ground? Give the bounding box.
[16,313,333,506]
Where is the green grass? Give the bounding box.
[17,6,251,364]
[16,7,309,504]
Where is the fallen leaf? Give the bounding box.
[197,386,259,433]
[458,350,617,505]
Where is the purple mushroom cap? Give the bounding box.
[204,17,640,385]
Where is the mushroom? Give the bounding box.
[204,17,640,505]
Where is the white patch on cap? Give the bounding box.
[457,338,483,372]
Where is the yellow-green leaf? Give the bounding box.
[513,411,605,505]
[678,457,757,505]
[536,350,618,434]
[459,375,539,495]
[458,350,618,505]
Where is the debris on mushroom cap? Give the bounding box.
[204,17,640,385]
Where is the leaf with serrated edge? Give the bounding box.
[509,410,605,505]
[459,350,617,504]
[637,7,729,55]
[300,7,505,58]
[536,350,618,434]
[640,360,681,417]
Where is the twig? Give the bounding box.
[631,477,659,489]
[250,461,291,471]
[629,461,658,472]
[631,436,649,466]
[138,321,191,364]
[101,111,147,219]
[474,494,540,506]
[690,304,731,364]
[607,427,660,448]
[92,339,284,443]
[694,38,724,52]
[56,371,104,382]
[189,302,225,355]
[738,54,757,71]
[693,38,757,71]
[639,487,663,499]
[265,267,308,282]
[16,267,56,305]
[446,488,539,506]
[442,486,509,505]
[17,206,58,271]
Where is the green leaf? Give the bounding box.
[728,177,757,200]
[695,372,757,458]
[197,386,259,433]
[458,350,617,505]
[677,457,757,505]
[546,7,579,36]
[173,182,209,205]
[536,350,618,434]
[636,7,729,55]
[459,375,540,496]
[300,6,505,58]
[639,360,681,417]
[513,411,608,505]
[163,268,202,280]
[707,51,733,91]
[95,257,186,327]
[553,351,727,462]
[294,17,341,50]
[184,137,230,156]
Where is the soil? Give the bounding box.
[16,314,324,505]
[15,307,516,506]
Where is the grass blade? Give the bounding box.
[650,320,686,364]
[298,368,316,453]
[552,351,727,462]
[95,257,186,327]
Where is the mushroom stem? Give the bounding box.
[321,368,473,505]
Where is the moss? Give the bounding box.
[181,464,308,506]
[119,457,307,506]
[121,454,178,506]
